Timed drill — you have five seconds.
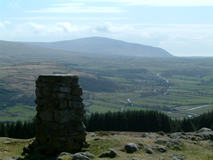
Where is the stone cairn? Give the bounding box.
[23,74,87,156]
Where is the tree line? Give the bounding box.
[0,110,213,139]
[85,110,213,133]
[0,120,35,139]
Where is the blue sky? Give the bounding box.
[0,0,213,57]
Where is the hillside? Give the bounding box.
[0,62,125,121]
[22,37,173,57]
[0,129,213,160]
[0,40,82,65]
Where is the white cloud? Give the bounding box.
[85,0,213,6]
[16,22,45,34]
[0,22,4,28]
[57,22,79,33]
[4,21,11,25]
[25,3,125,13]
[94,22,135,33]
[52,3,85,6]
[95,23,110,32]
[13,22,213,43]
[0,21,12,28]
[14,22,92,36]
[12,17,123,21]
[7,3,22,10]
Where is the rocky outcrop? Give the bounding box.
[99,149,117,158]
[56,152,95,160]
[124,143,139,153]
[194,127,213,141]
[23,74,87,156]
[169,153,186,160]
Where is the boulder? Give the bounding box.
[167,138,181,146]
[142,133,158,139]
[72,152,95,160]
[4,141,11,144]
[57,152,73,157]
[209,141,213,146]
[169,132,189,139]
[124,143,139,153]
[93,138,100,141]
[138,142,145,147]
[194,131,213,141]
[151,144,167,153]
[86,132,96,137]
[169,153,186,160]
[157,146,168,153]
[12,156,20,160]
[146,148,154,154]
[197,127,212,133]
[155,139,167,144]
[98,148,117,158]
[2,158,13,160]
[157,131,165,136]
[56,152,94,160]
[30,154,45,160]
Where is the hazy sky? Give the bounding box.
[1,0,213,57]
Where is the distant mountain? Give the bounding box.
[0,40,76,57]
[0,40,81,64]
[23,37,173,57]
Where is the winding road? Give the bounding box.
[120,72,206,118]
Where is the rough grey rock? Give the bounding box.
[194,131,213,140]
[131,158,139,160]
[169,153,186,160]
[138,142,145,147]
[146,148,154,154]
[142,133,158,139]
[151,144,160,150]
[157,146,168,153]
[4,141,11,144]
[157,131,165,136]
[86,132,96,137]
[209,141,213,146]
[190,136,200,141]
[2,158,13,160]
[167,138,181,146]
[118,132,126,135]
[72,152,95,160]
[155,139,167,144]
[32,146,48,155]
[98,148,117,158]
[197,127,212,133]
[12,156,20,159]
[144,144,152,148]
[124,143,139,153]
[58,152,73,156]
[30,154,44,160]
[170,132,189,139]
[151,144,167,153]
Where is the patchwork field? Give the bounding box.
[0,55,213,121]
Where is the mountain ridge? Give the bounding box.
[22,37,174,57]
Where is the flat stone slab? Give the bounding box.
[38,74,78,80]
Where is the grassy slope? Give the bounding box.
[1,43,213,120]
[0,132,213,160]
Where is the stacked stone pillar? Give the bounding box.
[32,74,86,154]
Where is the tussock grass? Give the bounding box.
[0,132,213,160]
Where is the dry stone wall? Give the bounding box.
[30,74,86,155]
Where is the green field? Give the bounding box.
[1,54,213,121]
[0,104,36,122]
